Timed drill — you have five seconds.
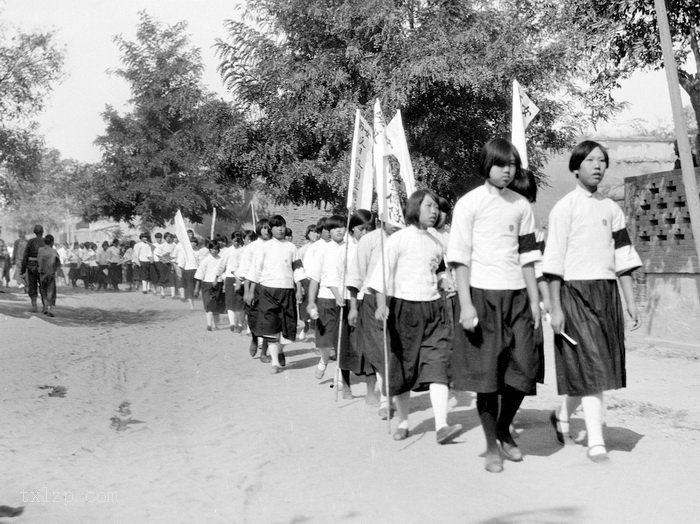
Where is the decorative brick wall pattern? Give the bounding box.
[624,169,699,274]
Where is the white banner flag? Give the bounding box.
[347,109,374,211]
[386,110,416,197]
[174,209,197,268]
[511,79,539,170]
[373,100,405,228]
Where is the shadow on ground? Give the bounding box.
[0,292,175,327]
[474,505,582,524]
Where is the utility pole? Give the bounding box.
[654,0,700,264]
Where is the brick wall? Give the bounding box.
[625,169,699,273]
[624,168,700,343]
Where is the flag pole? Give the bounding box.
[210,207,217,240]
[379,218,391,434]
[653,0,700,264]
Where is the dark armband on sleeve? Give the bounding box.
[612,228,632,249]
[292,259,304,270]
[518,232,538,254]
[436,259,446,274]
[543,272,563,283]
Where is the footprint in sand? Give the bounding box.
[110,401,145,431]
[38,385,67,398]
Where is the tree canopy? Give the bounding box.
[215,0,623,208]
[0,23,64,204]
[574,0,700,149]
[94,12,252,228]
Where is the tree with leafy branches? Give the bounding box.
[215,0,626,208]
[0,148,97,233]
[0,21,64,205]
[573,0,700,152]
[94,11,252,228]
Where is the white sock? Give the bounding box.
[430,383,449,429]
[395,392,410,429]
[582,393,606,451]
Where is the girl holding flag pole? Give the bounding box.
[370,189,463,444]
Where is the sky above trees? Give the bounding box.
[2,0,692,164]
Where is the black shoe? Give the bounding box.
[278,351,286,367]
[248,342,257,358]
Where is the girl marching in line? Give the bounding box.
[240,220,272,361]
[194,241,225,331]
[543,140,641,463]
[447,138,542,473]
[306,215,348,385]
[347,217,402,418]
[370,189,462,444]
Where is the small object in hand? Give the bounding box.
[473,317,479,328]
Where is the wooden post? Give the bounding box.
[654,0,700,263]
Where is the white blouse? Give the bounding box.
[543,184,642,280]
[447,182,540,290]
[248,238,304,289]
[367,225,443,302]
[194,254,224,283]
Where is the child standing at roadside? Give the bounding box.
[447,138,542,473]
[543,140,641,463]
[37,234,61,317]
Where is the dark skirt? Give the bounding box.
[315,297,344,348]
[156,261,173,286]
[299,279,311,324]
[182,269,196,300]
[125,263,134,284]
[108,263,121,286]
[450,288,542,395]
[78,263,90,283]
[258,285,297,341]
[68,263,79,283]
[201,281,226,313]
[386,297,452,396]
[149,262,159,284]
[96,265,109,286]
[353,295,382,375]
[135,261,151,282]
[555,280,626,396]
[1,257,9,281]
[224,277,245,311]
[245,286,261,337]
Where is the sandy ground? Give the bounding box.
[1,285,700,524]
